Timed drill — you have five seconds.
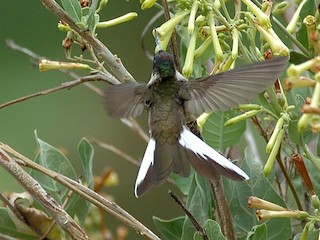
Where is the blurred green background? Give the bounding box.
[0,1,182,238]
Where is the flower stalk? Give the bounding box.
[248,196,287,211]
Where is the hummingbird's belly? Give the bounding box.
[149,101,185,145]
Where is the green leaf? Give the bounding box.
[78,138,94,189]
[66,138,94,225]
[31,131,77,204]
[181,173,213,240]
[0,207,36,240]
[289,51,310,65]
[293,230,319,240]
[246,224,267,240]
[224,148,291,240]
[288,120,302,144]
[60,0,82,22]
[87,0,99,33]
[153,216,185,240]
[171,170,195,195]
[202,109,246,150]
[193,219,226,240]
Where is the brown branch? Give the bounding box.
[121,118,149,143]
[168,190,208,240]
[210,179,235,240]
[0,73,109,109]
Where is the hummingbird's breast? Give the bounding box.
[148,79,189,145]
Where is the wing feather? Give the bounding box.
[186,56,289,114]
[104,82,147,118]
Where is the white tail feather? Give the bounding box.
[134,138,156,197]
[179,126,249,180]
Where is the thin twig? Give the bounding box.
[90,137,140,167]
[121,118,149,143]
[0,73,110,109]
[168,190,208,240]
[6,39,105,96]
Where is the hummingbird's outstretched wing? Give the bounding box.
[104,82,147,118]
[185,56,289,115]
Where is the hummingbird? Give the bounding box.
[104,50,288,197]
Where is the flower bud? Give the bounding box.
[242,0,271,27]
[207,11,223,61]
[182,29,197,78]
[286,0,308,33]
[141,0,157,10]
[256,209,309,221]
[39,60,92,72]
[96,12,138,28]
[266,117,284,154]
[224,110,261,126]
[284,77,316,91]
[231,28,239,59]
[263,128,284,176]
[96,0,109,13]
[311,194,320,209]
[194,37,211,59]
[248,196,287,211]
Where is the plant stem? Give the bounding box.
[210,179,235,240]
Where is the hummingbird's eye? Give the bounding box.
[145,99,151,107]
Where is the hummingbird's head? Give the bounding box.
[153,51,175,79]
